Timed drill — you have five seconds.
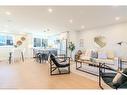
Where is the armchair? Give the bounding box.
[49,54,70,75]
[99,63,127,89]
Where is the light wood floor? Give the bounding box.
[0,59,100,89]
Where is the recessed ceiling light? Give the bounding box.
[5,11,11,15]
[115,17,120,21]
[81,25,85,29]
[48,8,53,13]
[69,19,73,23]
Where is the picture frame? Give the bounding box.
[79,39,84,47]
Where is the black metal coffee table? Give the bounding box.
[76,59,99,76]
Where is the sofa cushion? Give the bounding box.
[81,50,93,60]
[95,59,114,65]
[85,50,91,56]
[80,54,85,59]
[80,54,91,61]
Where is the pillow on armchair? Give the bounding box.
[112,68,127,88]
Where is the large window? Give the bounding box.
[42,39,48,47]
[34,38,41,47]
[6,36,13,45]
[33,37,48,48]
[0,35,13,46]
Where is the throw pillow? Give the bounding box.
[112,71,123,84]
[85,50,91,57]
[98,51,107,59]
[107,51,115,59]
[91,51,98,58]
[112,68,127,88]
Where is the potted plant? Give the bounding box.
[68,42,75,59]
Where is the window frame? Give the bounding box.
[0,33,14,47]
[33,37,48,48]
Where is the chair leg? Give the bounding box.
[99,63,103,89]
[58,68,61,74]
[39,57,41,63]
[9,52,12,64]
[50,66,71,75]
[50,61,70,75]
[50,67,57,75]
[68,66,70,73]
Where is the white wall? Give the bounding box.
[67,31,79,58]
[1,22,127,61]
[0,33,33,60]
[76,22,127,57]
[0,30,78,61]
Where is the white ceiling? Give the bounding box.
[0,6,127,35]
